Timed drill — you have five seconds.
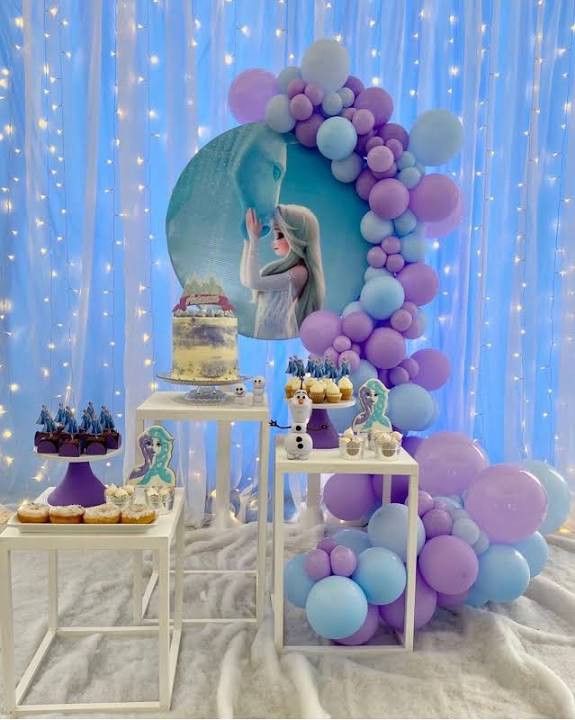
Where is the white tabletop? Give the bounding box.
[275,446,418,475]
[136,391,269,421]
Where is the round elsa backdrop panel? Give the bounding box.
[166,123,366,340]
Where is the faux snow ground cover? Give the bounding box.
[1,522,574,719]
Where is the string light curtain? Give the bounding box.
[0,0,574,508]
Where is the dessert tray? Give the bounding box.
[156,372,252,402]
[34,447,123,463]
[7,515,159,534]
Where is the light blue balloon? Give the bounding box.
[300,38,350,93]
[350,359,378,388]
[285,554,316,608]
[473,531,490,556]
[465,583,488,608]
[434,496,461,512]
[331,153,363,183]
[305,576,368,639]
[337,87,355,108]
[475,545,531,603]
[353,547,407,605]
[393,210,417,237]
[367,503,425,562]
[360,276,405,320]
[265,94,296,133]
[448,494,464,507]
[452,517,481,546]
[450,508,469,521]
[400,232,426,263]
[416,163,426,175]
[522,460,571,535]
[332,528,372,556]
[317,116,357,161]
[364,266,392,283]
[342,300,364,316]
[276,66,301,94]
[397,150,416,170]
[321,91,343,116]
[408,109,464,166]
[397,167,422,189]
[514,532,549,578]
[360,210,395,244]
[387,383,435,432]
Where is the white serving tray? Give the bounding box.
[7,513,159,534]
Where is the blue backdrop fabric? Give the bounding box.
[0,0,574,513]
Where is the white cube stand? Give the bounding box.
[0,489,185,716]
[134,391,270,625]
[273,446,419,654]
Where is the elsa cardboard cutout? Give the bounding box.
[352,378,392,435]
[128,425,176,487]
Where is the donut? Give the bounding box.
[84,503,121,524]
[49,505,84,524]
[121,504,156,524]
[17,502,49,523]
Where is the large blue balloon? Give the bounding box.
[465,583,488,608]
[364,267,392,283]
[522,460,571,535]
[317,117,357,161]
[300,39,350,93]
[387,383,435,432]
[408,109,464,166]
[367,503,425,562]
[352,547,407,605]
[474,545,530,603]
[401,232,426,263]
[305,576,367,639]
[332,528,372,556]
[360,276,405,320]
[285,554,316,608]
[514,532,549,578]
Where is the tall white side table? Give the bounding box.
[273,446,419,654]
[134,391,270,624]
[0,489,185,716]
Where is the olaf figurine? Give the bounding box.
[285,389,313,460]
[233,382,249,405]
[252,376,266,405]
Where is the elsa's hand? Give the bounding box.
[245,208,262,241]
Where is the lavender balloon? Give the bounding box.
[304,548,332,581]
[419,535,479,595]
[397,263,439,306]
[323,473,377,521]
[409,174,459,222]
[341,311,374,343]
[317,537,337,554]
[369,179,410,220]
[354,87,393,126]
[436,590,468,609]
[422,508,453,538]
[228,68,278,123]
[335,603,379,646]
[299,310,341,354]
[379,572,437,631]
[411,349,451,390]
[415,432,489,496]
[330,545,358,577]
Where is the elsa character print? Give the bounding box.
[240,204,326,340]
[128,425,176,486]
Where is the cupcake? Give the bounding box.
[310,380,325,404]
[17,502,49,523]
[303,375,314,395]
[338,376,353,401]
[285,380,295,399]
[326,380,342,403]
[49,505,85,524]
[376,432,399,458]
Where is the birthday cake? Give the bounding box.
[171,277,238,382]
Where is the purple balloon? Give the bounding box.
[415,432,489,496]
[381,236,401,254]
[436,590,468,609]
[354,87,393,126]
[386,253,405,273]
[367,246,387,268]
[386,138,403,160]
[411,349,451,390]
[379,571,437,631]
[333,334,352,353]
[422,508,453,538]
[351,343,362,355]
[403,311,426,339]
[290,93,313,121]
[318,537,337,554]
[355,130,376,156]
[324,346,340,365]
[378,368,389,386]
[425,187,463,238]
[300,310,341,354]
[339,349,361,372]
[295,113,324,148]
[345,75,365,96]
[355,169,377,200]
[352,109,375,135]
[419,536,479,594]
[369,179,410,220]
[465,465,548,543]
[330,545,358,577]
[389,366,410,385]
[373,162,398,179]
[341,311,374,343]
[304,549,332,581]
[371,474,409,503]
[324,473,377,521]
[228,69,278,123]
[341,107,356,121]
[402,301,418,316]
[287,78,306,98]
[379,122,409,148]
[365,327,406,369]
[418,490,434,516]
[304,82,324,106]
[367,146,394,173]
[397,262,439,306]
[336,603,379,646]
[400,357,420,379]
[390,308,413,332]
[365,136,384,153]
[409,174,459,222]
[402,435,423,457]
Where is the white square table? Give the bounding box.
[134,391,270,625]
[0,489,185,716]
[273,446,419,654]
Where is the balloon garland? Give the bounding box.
[228,39,572,645]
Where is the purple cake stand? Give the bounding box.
[307,399,357,449]
[34,448,122,507]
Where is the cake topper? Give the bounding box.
[128,425,176,487]
[352,378,392,435]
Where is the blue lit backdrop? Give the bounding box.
[0,0,574,512]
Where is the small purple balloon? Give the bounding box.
[397,262,439,306]
[339,349,361,373]
[402,301,418,316]
[365,327,406,369]
[330,545,358,577]
[389,366,410,386]
[386,253,405,273]
[341,311,374,343]
[411,349,451,390]
[367,246,387,268]
[385,138,403,160]
[355,169,377,200]
[373,162,398,179]
[289,93,313,121]
[317,537,337,554]
[228,68,278,123]
[365,136,384,153]
[352,108,375,135]
[436,590,468,609]
[351,343,361,355]
[341,107,356,121]
[422,508,453,538]
[379,571,437,631]
[345,75,365,96]
[418,490,434,516]
[409,174,460,222]
[419,535,479,595]
[333,334,352,353]
[324,346,340,365]
[304,548,331,581]
[354,87,393,126]
[378,368,390,387]
[300,310,341,354]
[355,130,376,156]
[390,308,413,332]
[304,82,324,106]
[379,122,409,148]
[370,179,410,219]
[336,603,379,646]
[400,357,420,378]
[367,146,394,173]
[287,78,306,99]
[404,312,426,339]
[324,473,377,521]
[295,113,324,148]
[381,236,401,254]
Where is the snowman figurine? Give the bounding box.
[233,382,249,405]
[285,389,313,460]
[252,376,266,405]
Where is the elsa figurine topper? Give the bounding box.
[128,425,176,487]
[352,378,392,435]
[240,204,326,340]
